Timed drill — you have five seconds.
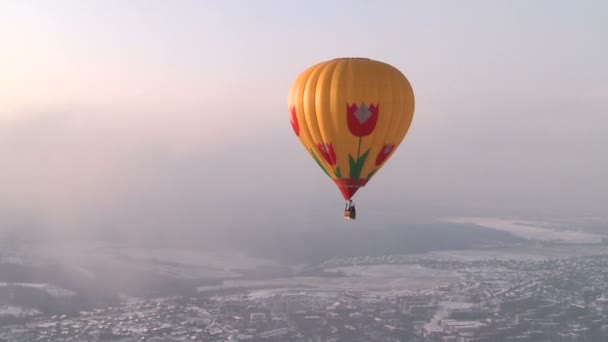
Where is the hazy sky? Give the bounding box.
[1,1,607,241]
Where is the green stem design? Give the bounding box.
[356,136,362,160]
[347,136,369,179]
[335,166,342,178]
[349,149,370,179]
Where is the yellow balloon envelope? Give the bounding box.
[288,57,415,202]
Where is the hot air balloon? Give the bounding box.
[287,57,415,220]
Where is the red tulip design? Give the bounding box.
[289,106,299,136]
[316,142,337,166]
[347,103,379,137]
[375,144,395,166]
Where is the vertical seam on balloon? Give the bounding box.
[356,58,367,165]
[351,60,378,180]
[315,60,339,176]
[289,75,305,149]
[381,68,398,145]
[345,59,355,179]
[291,71,313,152]
[385,67,407,147]
[330,60,348,179]
[296,67,328,176]
[295,72,314,149]
[305,64,334,174]
[366,62,394,179]
[391,71,415,146]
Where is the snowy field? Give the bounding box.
[421,244,608,261]
[198,264,461,296]
[0,282,75,297]
[0,306,40,318]
[110,247,277,270]
[443,217,605,244]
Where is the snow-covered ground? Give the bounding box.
[0,282,76,297]
[443,217,605,244]
[0,305,40,318]
[422,244,608,261]
[198,264,461,296]
[111,247,277,270]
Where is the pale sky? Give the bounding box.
[1,1,607,240]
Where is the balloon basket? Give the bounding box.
[344,210,356,220]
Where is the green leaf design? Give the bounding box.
[348,155,357,178]
[310,149,330,177]
[367,168,378,180]
[335,166,342,178]
[348,149,370,179]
